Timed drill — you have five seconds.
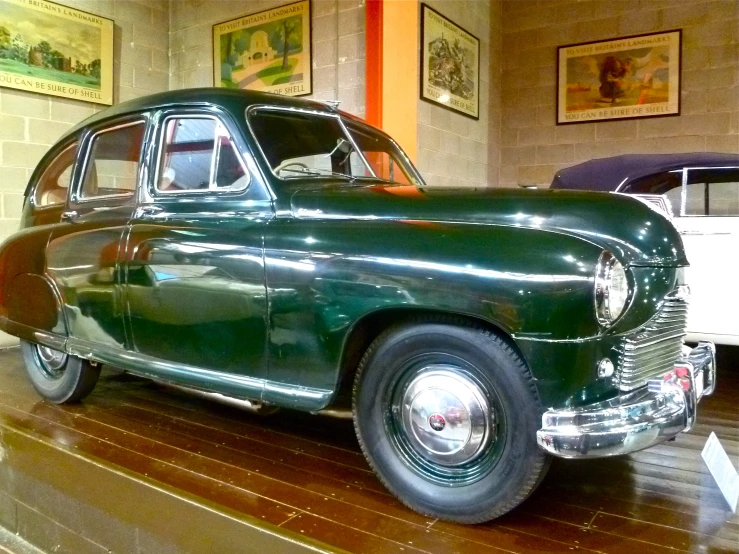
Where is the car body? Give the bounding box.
[0,89,716,524]
[552,153,739,346]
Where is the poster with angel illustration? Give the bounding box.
[557,30,681,124]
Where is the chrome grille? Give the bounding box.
[616,288,688,391]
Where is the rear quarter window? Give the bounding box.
[33,142,78,208]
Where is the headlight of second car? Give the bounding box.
[595,251,629,325]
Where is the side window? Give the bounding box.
[33,142,77,207]
[156,116,248,193]
[687,168,739,217]
[622,171,681,195]
[80,121,146,200]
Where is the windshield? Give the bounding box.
[247,108,422,186]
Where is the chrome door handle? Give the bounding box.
[61,210,78,221]
[138,205,163,216]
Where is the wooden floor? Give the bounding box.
[0,346,737,553]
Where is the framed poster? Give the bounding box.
[420,4,479,120]
[557,30,681,125]
[213,0,312,97]
[0,0,113,105]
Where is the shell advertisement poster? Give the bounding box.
[214,0,312,97]
[557,30,681,125]
[0,0,113,105]
[420,4,480,120]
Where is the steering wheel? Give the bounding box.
[276,161,310,175]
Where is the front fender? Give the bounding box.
[264,218,611,403]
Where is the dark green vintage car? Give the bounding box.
[0,89,716,524]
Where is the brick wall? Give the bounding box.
[169,0,367,118]
[417,0,502,187]
[500,0,739,187]
[0,0,169,345]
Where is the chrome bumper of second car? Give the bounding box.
[536,341,716,459]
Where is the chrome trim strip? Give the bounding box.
[64,337,333,411]
[0,317,67,352]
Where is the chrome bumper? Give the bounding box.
[536,341,716,459]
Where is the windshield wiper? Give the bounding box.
[280,167,356,181]
[278,167,323,177]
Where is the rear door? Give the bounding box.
[121,108,273,381]
[46,116,150,351]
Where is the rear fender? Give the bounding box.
[0,227,68,348]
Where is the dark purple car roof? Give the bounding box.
[550,153,739,191]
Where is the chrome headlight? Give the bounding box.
[595,251,629,325]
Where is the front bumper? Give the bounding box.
[536,341,716,458]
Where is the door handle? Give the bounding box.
[137,205,163,217]
[61,210,78,221]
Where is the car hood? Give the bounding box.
[289,184,687,267]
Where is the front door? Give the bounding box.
[46,117,149,351]
[122,111,273,382]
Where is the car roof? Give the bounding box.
[550,152,739,191]
[64,87,339,139]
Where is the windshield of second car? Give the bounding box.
[248,109,420,186]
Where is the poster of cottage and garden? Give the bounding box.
[0,0,113,105]
[213,0,312,97]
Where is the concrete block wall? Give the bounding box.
[500,0,739,187]
[417,0,501,187]
[169,0,367,118]
[0,0,169,345]
[0,0,169,234]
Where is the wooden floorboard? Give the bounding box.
[0,347,737,553]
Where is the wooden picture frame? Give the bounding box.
[213,0,312,97]
[420,4,480,120]
[0,0,114,105]
[557,29,682,125]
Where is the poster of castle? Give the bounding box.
[213,0,312,97]
[0,0,113,105]
[420,4,480,120]
[557,30,681,124]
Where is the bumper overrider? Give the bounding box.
[537,341,716,458]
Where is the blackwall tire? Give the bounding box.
[20,340,101,404]
[352,319,550,524]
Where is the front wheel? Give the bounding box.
[353,320,550,524]
[20,340,101,403]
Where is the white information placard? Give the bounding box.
[701,432,739,513]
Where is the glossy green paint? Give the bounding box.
[123,200,271,381]
[0,88,688,411]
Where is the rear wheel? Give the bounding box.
[353,320,550,524]
[20,340,101,403]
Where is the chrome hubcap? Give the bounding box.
[399,366,493,467]
[35,345,67,377]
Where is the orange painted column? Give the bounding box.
[365,0,383,129]
[365,0,418,163]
